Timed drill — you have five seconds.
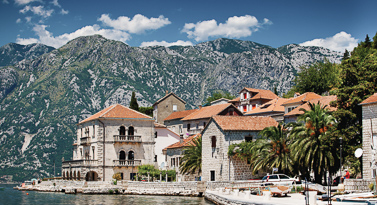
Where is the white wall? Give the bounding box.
[155,127,180,169]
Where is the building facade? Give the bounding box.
[62,104,155,181]
[153,92,186,125]
[154,122,180,169]
[201,115,278,181]
[229,88,278,113]
[361,93,377,179]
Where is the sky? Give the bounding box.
[0,0,376,52]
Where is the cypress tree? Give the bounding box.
[342,49,350,61]
[129,91,139,111]
[364,34,371,48]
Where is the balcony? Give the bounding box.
[80,137,91,146]
[113,160,141,167]
[187,128,202,135]
[62,160,98,168]
[113,135,142,143]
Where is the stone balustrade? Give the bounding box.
[80,137,91,145]
[113,135,142,143]
[113,160,141,167]
[62,160,98,168]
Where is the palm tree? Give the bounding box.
[179,136,202,175]
[250,123,293,175]
[289,102,337,184]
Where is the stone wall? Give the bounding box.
[155,94,185,124]
[344,178,374,192]
[362,103,377,179]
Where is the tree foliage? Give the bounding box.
[129,91,139,111]
[179,136,202,175]
[284,59,340,98]
[138,106,153,116]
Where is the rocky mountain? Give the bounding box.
[0,35,341,181]
[0,43,54,67]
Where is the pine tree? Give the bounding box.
[364,34,371,48]
[342,49,350,61]
[129,91,139,111]
[373,32,377,49]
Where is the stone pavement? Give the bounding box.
[205,190,369,205]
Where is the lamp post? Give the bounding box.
[340,137,343,179]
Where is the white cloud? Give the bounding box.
[300,31,358,52]
[15,0,41,5]
[3,0,9,4]
[16,24,131,48]
[60,8,68,15]
[16,18,22,23]
[182,15,271,41]
[20,5,54,18]
[140,40,193,47]
[98,14,171,34]
[25,16,32,22]
[51,0,60,7]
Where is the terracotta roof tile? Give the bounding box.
[163,134,201,151]
[181,103,234,121]
[153,92,186,106]
[228,97,240,103]
[79,104,152,124]
[212,115,278,131]
[284,95,337,116]
[164,109,198,121]
[282,92,322,106]
[360,93,377,105]
[245,98,289,115]
[243,88,279,100]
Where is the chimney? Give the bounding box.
[165,90,169,96]
[180,135,184,143]
[199,105,202,109]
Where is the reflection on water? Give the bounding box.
[0,184,213,205]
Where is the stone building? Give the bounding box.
[163,133,201,182]
[282,92,321,123]
[360,93,377,179]
[201,115,278,181]
[229,88,278,113]
[245,98,289,122]
[62,104,155,181]
[181,103,243,136]
[163,109,198,136]
[153,92,186,124]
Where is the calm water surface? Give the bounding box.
[0,184,213,205]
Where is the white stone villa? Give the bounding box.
[229,87,278,113]
[62,104,155,181]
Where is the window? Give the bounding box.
[92,146,95,160]
[203,122,206,128]
[243,93,247,99]
[243,105,247,112]
[81,128,83,138]
[228,108,234,116]
[173,105,177,112]
[210,171,215,181]
[373,133,377,148]
[119,126,126,136]
[179,125,183,134]
[171,158,175,167]
[279,175,290,179]
[128,151,134,160]
[211,136,217,154]
[119,151,126,160]
[154,155,157,162]
[176,157,179,167]
[245,136,253,142]
[155,131,158,138]
[252,104,256,110]
[187,124,191,131]
[92,125,95,138]
[128,126,134,136]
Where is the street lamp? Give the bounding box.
[340,137,343,179]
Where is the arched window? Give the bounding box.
[74,171,77,180]
[77,171,81,181]
[128,150,134,160]
[66,171,69,180]
[63,171,65,180]
[119,150,126,161]
[119,126,126,136]
[211,136,217,153]
[128,126,134,136]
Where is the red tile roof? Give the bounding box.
[212,115,278,131]
[162,134,201,151]
[284,95,337,116]
[243,88,279,100]
[360,93,377,105]
[153,92,186,106]
[164,109,198,121]
[281,92,321,106]
[181,103,235,121]
[79,104,152,124]
[245,98,289,115]
[228,97,240,103]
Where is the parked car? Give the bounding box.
[261,174,297,186]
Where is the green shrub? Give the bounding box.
[114,189,119,194]
[108,189,114,194]
[369,183,374,191]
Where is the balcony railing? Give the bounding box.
[80,137,91,145]
[113,135,142,143]
[113,160,141,167]
[187,128,202,135]
[62,160,98,168]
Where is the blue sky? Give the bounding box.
[0,0,376,52]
